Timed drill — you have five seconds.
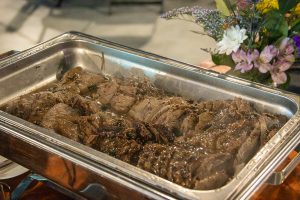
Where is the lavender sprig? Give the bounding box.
[161,6,227,40]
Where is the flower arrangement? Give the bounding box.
[162,0,300,87]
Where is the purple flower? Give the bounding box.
[293,35,300,57]
[235,62,253,73]
[276,38,295,71]
[256,62,272,73]
[276,59,293,72]
[279,38,294,55]
[269,62,287,85]
[260,45,278,63]
[232,49,259,73]
[269,59,293,85]
[232,49,246,63]
[231,38,295,85]
[285,45,294,55]
[270,70,287,85]
[254,45,278,73]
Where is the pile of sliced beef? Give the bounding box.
[2,67,287,190]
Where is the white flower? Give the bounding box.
[217,25,248,55]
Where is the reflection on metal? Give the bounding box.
[0,182,10,200]
[80,183,108,200]
[0,32,299,200]
[267,144,300,185]
[11,173,86,200]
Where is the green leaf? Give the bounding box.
[278,0,300,14]
[215,0,231,16]
[211,54,235,67]
[263,10,288,38]
[290,20,300,34]
[228,68,272,85]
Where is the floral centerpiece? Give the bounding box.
[162,0,300,88]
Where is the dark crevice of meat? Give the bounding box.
[71,95,100,115]
[2,67,288,190]
[92,136,142,165]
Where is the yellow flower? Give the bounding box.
[293,3,300,15]
[256,0,279,14]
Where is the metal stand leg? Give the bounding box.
[10,175,35,200]
[10,174,85,200]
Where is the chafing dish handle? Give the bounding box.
[80,183,107,200]
[0,50,19,60]
[267,144,300,185]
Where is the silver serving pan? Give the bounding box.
[0,32,300,200]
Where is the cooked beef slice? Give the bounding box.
[75,115,102,144]
[53,89,79,105]
[137,144,190,184]
[192,153,234,181]
[92,76,163,113]
[259,114,288,146]
[76,112,175,145]
[110,94,136,114]
[128,97,162,122]
[118,76,165,99]
[129,97,194,135]
[71,95,100,115]
[194,170,229,190]
[138,144,233,189]
[92,137,142,165]
[4,92,62,125]
[118,85,137,96]
[60,67,106,95]
[180,113,198,135]
[194,111,214,131]
[94,79,119,105]
[234,126,260,174]
[41,103,81,141]
[2,67,288,191]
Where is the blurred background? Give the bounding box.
[0,0,216,65]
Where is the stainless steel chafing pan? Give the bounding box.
[0,32,300,200]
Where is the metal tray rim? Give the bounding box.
[0,31,300,200]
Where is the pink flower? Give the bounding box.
[232,49,259,73]
[279,37,294,55]
[231,38,295,85]
[254,45,278,73]
[276,59,293,72]
[232,49,246,63]
[235,62,253,73]
[256,63,272,73]
[274,38,295,76]
[279,38,290,52]
[269,59,292,85]
[271,70,287,85]
[284,54,295,63]
[285,45,294,55]
[259,45,278,63]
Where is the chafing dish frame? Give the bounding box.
[0,32,300,200]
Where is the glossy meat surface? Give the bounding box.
[2,67,287,190]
